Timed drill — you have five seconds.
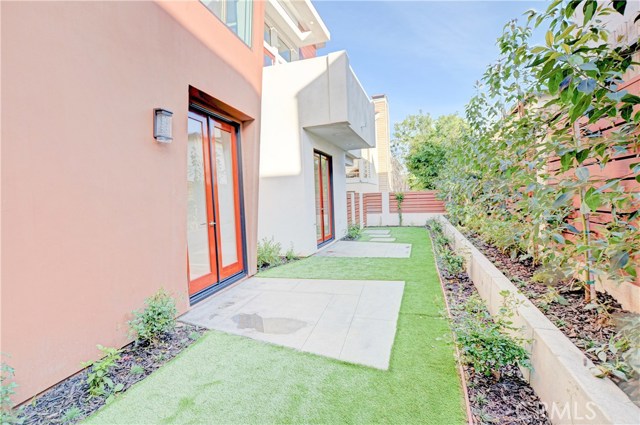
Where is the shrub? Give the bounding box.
[257,238,282,269]
[128,289,177,343]
[453,296,530,379]
[1,361,23,425]
[441,249,464,274]
[344,224,362,241]
[81,345,123,398]
[284,247,297,262]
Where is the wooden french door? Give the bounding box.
[314,151,334,245]
[187,110,244,297]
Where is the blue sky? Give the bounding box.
[315,0,546,127]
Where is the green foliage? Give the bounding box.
[393,114,468,190]
[453,295,531,378]
[284,247,297,262]
[128,289,177,343]
[395,192,405,226]
[129,364,144,376]
[61,406,82,424]
[426,219,465,274]
[257,237,283,269]
[441,250,464,274]
[436,2,640,302]
[344,224,362,241]
[1,361,23,425]
[82,345,123,399]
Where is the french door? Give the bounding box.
[314,151,334,245]
[186,110,244,297]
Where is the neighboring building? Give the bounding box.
[258,0,375,256]
[2,0,265,403]
[346,94,399,193]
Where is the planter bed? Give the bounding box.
[460,231,639,405]
[20,322,205,425]
[437,216,640,425]
[431,234,550,424]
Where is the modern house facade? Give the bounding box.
[258,1,375,256]
[346,94,396,193]
[2,0,265,403]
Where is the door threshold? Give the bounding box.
[189,272,247,305]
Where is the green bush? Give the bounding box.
[257,238,282,269]
[344,224,362,241]
[441,249,464,274]
[1,361,23,425]
[81,345,123,398]
[128,289,177,343]
[453,296,530,378]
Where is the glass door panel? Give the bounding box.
[210,120,244,279]
[187,110,245,298]
[314,155,323,242]
[313,151,334,246]
[187,115,217,294]
[321,155,332,240]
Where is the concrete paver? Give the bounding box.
[180,277,404,370]
[316,241,411,258]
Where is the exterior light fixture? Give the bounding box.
[154,108,173,143]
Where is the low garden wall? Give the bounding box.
[437,216,640,425]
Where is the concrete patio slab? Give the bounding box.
[316,241,411,258]
[370,237,396,242]
[180,277,405,369]
[363,229,391,235]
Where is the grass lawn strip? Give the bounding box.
[85,227,466,424]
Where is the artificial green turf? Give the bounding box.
[85,227,466,424]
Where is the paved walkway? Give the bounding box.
[180,277,404,369]
[316,241,410,257]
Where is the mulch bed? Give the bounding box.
[20,323,206,425]
[461,231,639,405]
[433,244,551,425]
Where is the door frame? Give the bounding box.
[188,102,248,305]
[314,149,335,247]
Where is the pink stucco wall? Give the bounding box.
[1,0,264,403]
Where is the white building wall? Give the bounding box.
[259,51,373,257]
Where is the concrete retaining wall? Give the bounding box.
[437,216,640,425]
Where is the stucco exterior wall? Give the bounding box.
[258,51,371,257]
[1,0,264,403]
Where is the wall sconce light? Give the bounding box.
[154,108,173,143]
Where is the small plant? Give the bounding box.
[453,296,530,380]
[129,364,144,376]
[395,192,405,226]
[471,392,488,407]
[426,219,442,234]
[128,289,177,343]
[441,249,464,274]
[344,224,362,241]
[1,361,23,425]
[61,406,82,424]
[257,237,282,269]
[188,331,201,341]
[284,247,297,262]
[81,345,123,398]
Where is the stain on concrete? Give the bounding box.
[231,313,306,334]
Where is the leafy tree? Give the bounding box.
[392,113,468,189]
[438,1,640,303]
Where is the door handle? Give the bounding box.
[209,221,216,227]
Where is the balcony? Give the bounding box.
[262,50,376,151]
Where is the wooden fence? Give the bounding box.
[346,191,445,227]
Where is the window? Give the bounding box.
[263,49,274,67]
[263,26,271,45]
[278,39,291,62]
[201,0,253,46]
